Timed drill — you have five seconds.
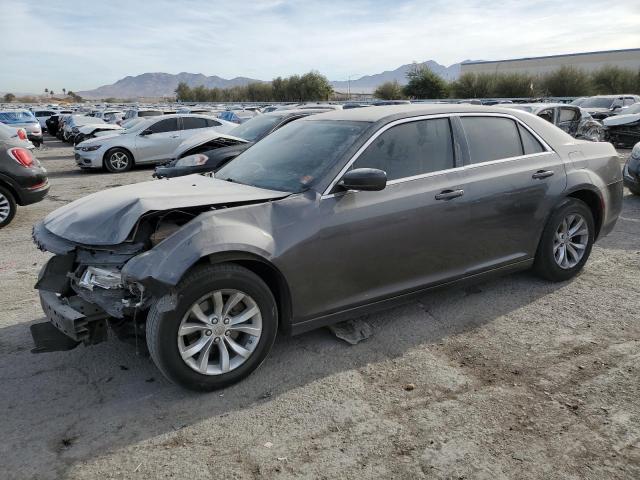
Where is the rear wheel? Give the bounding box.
[628,185,640,196]
[104,148,133,173]
[0,186,17,228]
[534,198,594,282]
[146,263,278,391]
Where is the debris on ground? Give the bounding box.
[328,318,373,345]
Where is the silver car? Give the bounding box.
[73,114,237,172]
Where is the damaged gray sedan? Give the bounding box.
[31,105,623,391]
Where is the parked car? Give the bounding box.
[73,123,123,145]
[31,105,622,390]
[0,122,33,149]
[217,109,259,124]
[74,114,236,172]
[122,109,164,122]
[602,103,640,148]
[0,110,43,147]
[56,114,74,140]
[45,110,73,136]
[0,129,49,228]
[154,109,328,178]
[62,115,106,143]
[33,109,58,130]
[570,97,588,107]
[502,103,604,141]
[580,95,640,120]
[623,142,640,195]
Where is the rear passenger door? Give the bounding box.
[458,115,566,273]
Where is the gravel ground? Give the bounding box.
[0,135,638,479]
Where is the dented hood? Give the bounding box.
[603,113,640,127]
[174,130,248,159]
[43,175,289,245]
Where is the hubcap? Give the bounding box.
[177,289,262,375]
[553,213,588,269]
[109,152,129,170]
[0,193,10,223]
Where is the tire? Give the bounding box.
[0,186,17,228]
[104,148,133,173]
[628,185,640,196]
[74,134,85,146]
[146,263,278,391]
[533,198,595,282]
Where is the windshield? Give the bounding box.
[581,97,615,109]
[570,98,586,106]
[0,111,37,124]
[216,120,369,193]
[228,114,282,142]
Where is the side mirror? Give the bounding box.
[611,105,622,111]
[339,168,387,192]
[140,128,153,136]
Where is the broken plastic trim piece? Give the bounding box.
[78,266,123,291]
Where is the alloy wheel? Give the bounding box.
[109,152,129,171]
[177,289,262,375]
[0,192,11,223]
[553,213,589,269]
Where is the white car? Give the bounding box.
[73,123,123,145]
[74,114,236,172]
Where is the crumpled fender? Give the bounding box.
[121,202,277,291]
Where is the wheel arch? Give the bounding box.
[565,186,603,239]
[183,251,293,334]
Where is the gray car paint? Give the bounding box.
[34,105,623,335]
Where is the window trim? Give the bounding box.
[322,112,552,198]
[322,114,458,197]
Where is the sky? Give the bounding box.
[1,0,639,93]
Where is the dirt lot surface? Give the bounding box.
[0,135,638,479]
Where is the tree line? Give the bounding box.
[375,64,640,100]
[175,71,333,102]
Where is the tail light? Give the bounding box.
[8,147,35,167]
[17,129,27,140]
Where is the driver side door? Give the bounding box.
[134,117,182,164]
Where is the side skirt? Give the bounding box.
[290,259,534,336]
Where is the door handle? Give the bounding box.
[532,170,554,179]
[170,135,179,138]
[435,189,464,201]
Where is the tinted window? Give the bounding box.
[353,118,454,180]
[205,118,221,127]
[518,124,545,155]
[558,108,578,122]
[228,114,282,142]
[461,117,523,164]
[216,120,368,193]
[181,117,208,130]
[149,118,179,133]
[138,110,163,117]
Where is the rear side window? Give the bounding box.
[205,118,221,127]
[558,108,578,122]
[461,117,523,164]
[139,110,163,117]
[182,117,208,130]
[353,118,454,180]
[517,124,545,155]
[148,118,179,133]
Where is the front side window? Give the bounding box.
[352,118,454,180]
[148,118,179,134]
[216,120,369,193]
[181,117,208,130]
[205,118,221,127]
[558,108,578,122]
[461,117,523,164]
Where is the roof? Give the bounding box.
[462,48,640,65]
[305,103,536,122]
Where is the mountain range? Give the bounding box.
[76,60,463,99]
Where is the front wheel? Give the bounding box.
[534,198,595,282]
[104,148,133,173]
[0,186,17,228]
[146,264,278,391]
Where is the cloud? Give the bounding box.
[0,0,638,92]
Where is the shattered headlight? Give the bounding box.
[175,153,209,167]
[78,266,123,290]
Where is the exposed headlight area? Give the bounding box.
[78,266,123,291]
[176,153,208,167]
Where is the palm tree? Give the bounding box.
[44,88,49,95]
[62,88,66,96]
[50,90,55,97]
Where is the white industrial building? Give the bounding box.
[461,48,640,75]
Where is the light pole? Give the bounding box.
[347,75,358,101]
